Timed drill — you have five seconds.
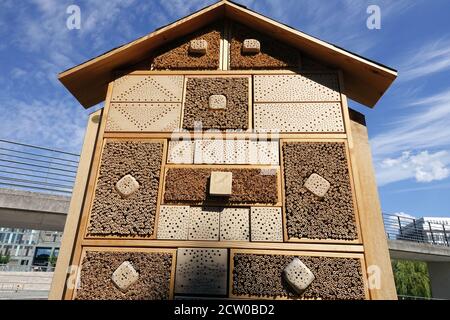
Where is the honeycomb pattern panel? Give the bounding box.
[156,206,190,240]
[220,208,250,241]
[106,103,181,132]
[175,248,228,296]
[254,103,345,133]
[188,207,220,241]
[194,140,279,164]
[250,207,283,242]
[112,75,184,102]
[254,74,341,102]
[167,140,195,164]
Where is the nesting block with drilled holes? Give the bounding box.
[283,258,315,294]
[156,206,190,240]
[304,173,331,198]
[209,94,227,109]
[115,174,139,198]
[111,261,139,292]
[250,207,283,242]
[188,207,220,240]
[220,208,250,241]
[242,39,261,54]
[175,248,228,295]
[189,39,208,54]
[209,171,233,196]
[167,140,195,164]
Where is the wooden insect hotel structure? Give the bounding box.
[49,0,398,300]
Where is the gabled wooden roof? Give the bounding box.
[59,0,397,109]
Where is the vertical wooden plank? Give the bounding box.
[48,109,102,300]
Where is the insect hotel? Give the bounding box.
[49,0,398,300]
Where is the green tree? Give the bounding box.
[392,259,431,298]
[48,253,58,267]
[0,253,11,264]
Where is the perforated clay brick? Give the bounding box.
[188,207,220,240]
[283,258,315,294]
[220,208,250,241]
[76,251,173,300]
[111,261,139,292]
[250,207,283,242]
[157,206,190,240]
[167,140,195,164]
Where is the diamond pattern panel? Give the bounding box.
[167,140,195,164]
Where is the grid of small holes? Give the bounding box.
[305,174,330,196]
[106,103,181,132]
[284,259,314,289]
[112,75,184,102]
[250,207,283,242]
[167,140,195,164]
[254,103,345,133]
[156,206,190,240]
[254,74,340,102]
[188,207,220,240]
[194,140,279,164]
[220,208,250,241]
[175,248,228,295]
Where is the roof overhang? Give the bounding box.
[59,0,397,109]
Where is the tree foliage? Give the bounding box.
[0,253,10,264]
[392,260,431,298]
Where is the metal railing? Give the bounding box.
[0,139,79,195]
[383,213,450,247]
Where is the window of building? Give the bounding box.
[32,247,52,266]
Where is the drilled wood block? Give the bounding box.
[111,261,139,292]
[188,207,220,240]
[112,75,184,102]
[106,103,181,132]
[167,140,195,164]
[284,258,315,294]
[304,173,331,198]
[175,248,228,295]
[156,206,190,240]
[115,174,139,198]
[194,139,279,164]
[242,39,261,54]
[189,39,208,54]
[250,207,283,242]
[209,94,227,109]
[220,208,250,241]
[254,103,344,133]
[209,171,233,196]
[254,74,340,102]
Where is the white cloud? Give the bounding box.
[376,150,450,186]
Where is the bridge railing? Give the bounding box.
[0,139,80,195]
[383,213,450,247]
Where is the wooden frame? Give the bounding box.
[228,248,370,300]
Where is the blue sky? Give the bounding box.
[0,0,449,218]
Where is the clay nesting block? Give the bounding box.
[283,258,315,294]
[111,261,139,292]
[209,171,232,196]
[189,39,208,54]
[304,173,331,198]
[188,207,220,240]
[242,39,261,54]
[209,94,227,110]
[157,206,190,240]
[250,207,283,242]
[115,174,139,198]
[220,208,250,241]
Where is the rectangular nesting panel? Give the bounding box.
[220,208,250,241]
[111,75,184,102]
[164,167,279,205]
[182,77,250,130]
[194,140,279,164]
[156,206,190,240]
[250,207,283,242]
[167,140,195,164]
[106,103,181,132]
[254,103,345,133]
[231,250,366,300]
[254,74,341,102]
[175,248,228,296]
[188,207,220,240]
[87,140,163,237]
[282,141,358,241]
[75,249,175,300]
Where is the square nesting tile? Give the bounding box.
[115,174,139,198]
[220,208,250,241]
[209,94,227,110]
[175,248,228,295]
[157,206,190,240]
[189,39,208,54]
[188,207,220,240]
[242,39,260,54]
[167,140,194,164]
[283,258,315,294]
[304,173,331,198]
[250,207,283,242]
[209,171,233,196]
[111,261,139,292]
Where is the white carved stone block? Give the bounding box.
[304,173,331,197]
[209,171,232,196]
[189,39,208,54]
[242,39,261,54]
[115,174,139,198]
[283,258,315,294]
[209,94,227,110]
[111,261,139,291]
